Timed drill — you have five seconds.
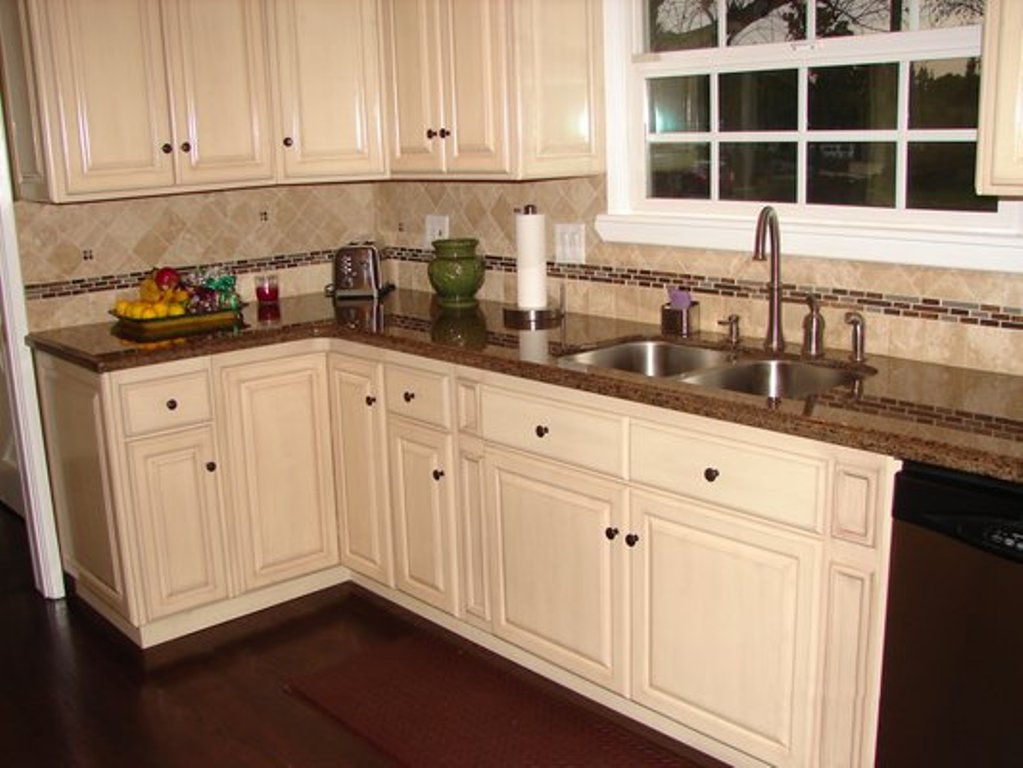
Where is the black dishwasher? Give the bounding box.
[876,461,1023,767]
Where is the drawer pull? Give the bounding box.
[704,467,720,482]
[160,142,173,154]
[432,469,445,481]
[625,533,640,547]
[365,395,376,406]
[604,526,619,540]
[166,399,178,411]
[403,391,415,403]
[205,461,216,472]
[426,128,438,139]
[535,425,549,438]
[180,141,192,153]
[283,136,294,147]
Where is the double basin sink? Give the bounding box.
[558,339,874,400]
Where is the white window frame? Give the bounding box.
[596,0,1023,273]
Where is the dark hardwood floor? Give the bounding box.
[0,508,724,768]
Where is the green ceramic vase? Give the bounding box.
[428,238,485,308]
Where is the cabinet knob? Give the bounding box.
[166,399,178,411]
[426,128,438,139]
[704,467,720,482]
[205,461,216,472]
[604,526,619,540]
[432,469,445,481]
[283,136,294,147]
[625,533,640,547]
[160,142,173,154]
[535,425,549,438]
[180,141,192,153]
[439,127,451,138]
[403,391,415,403]
[365,395,376,406]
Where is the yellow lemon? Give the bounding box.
[140,306,157,320]
[153,302,169,318]
[167,303,186,317]
[113,300,130,317]
[128,303,145,319]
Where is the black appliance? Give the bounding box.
[876,461,1023,767]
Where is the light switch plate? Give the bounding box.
[555,223,586,264]
[424,215,450,249]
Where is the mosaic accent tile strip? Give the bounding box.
[23,245,1023,332]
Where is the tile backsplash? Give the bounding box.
[14,177,1023,376]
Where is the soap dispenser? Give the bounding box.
[802,295,825,358]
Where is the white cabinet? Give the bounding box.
[976,0,1023,194]
[328,348,393,586]
[215,345,339,592]
[2,0,273,201]
[381,0,603,178]
[271,0,386,180]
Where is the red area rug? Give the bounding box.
[286,631,717,767]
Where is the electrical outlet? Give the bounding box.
[424,214,450,249]
[554,223,586,265]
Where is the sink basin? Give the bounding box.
[559,340,732,377]
[680,359,869,399]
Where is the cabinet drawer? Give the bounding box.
[631,420,826,532]
[385,363,451,428]
[115,364,213,438]
[480,387,625,477]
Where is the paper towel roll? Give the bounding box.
[518,329,549,363]
[516,209,547,309]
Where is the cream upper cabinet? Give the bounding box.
[216,346,339,592]
[976,0,1023,194]
[271,0,387,180]
[381,0,603,178]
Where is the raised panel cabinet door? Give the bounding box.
[126,426,229,620]
[219,354,338,591]
[272,0,386,179]
[162,0,274,185]
[387,418,457,614]
[31,0,175,195]
[439,0,509,174]
[486,449,627,694]
[328,354,392,586]
[976,0,1023,194]
[381,0,444,173]
[630,489,819,768]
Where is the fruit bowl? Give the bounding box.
[110,308,245,341]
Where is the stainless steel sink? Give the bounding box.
[558,340,732,377]
[679,359,869,399]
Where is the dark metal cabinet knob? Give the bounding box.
[438,127,450,138]
[704,467,720,482]
[535,425,549,438]
[180,141,192,153]
[403,391,415,403]
[205,461,216,472]
[282,136,294,147]
[605,527,619,540]
[625,533,640,547]
[432,469,445,481]
[426,128,438,139]
[160,142,173,154]
[166,399,178,411]
[365,395,376,406]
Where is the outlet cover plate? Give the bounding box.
[424,215,450,249]
[555,223,586,264]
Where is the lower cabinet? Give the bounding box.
[486,447,628,694]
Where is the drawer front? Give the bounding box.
[385,363,451,429]
[631,420,826,532]
[117,369,213,438]
[480,387,625,477]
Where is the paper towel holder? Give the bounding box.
[504,281,565,329]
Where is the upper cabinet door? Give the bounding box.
[162,0,274,186]
[32,0,174,195]
[272,0,386,180]
[976,0,1023,195]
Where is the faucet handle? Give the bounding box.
[718,314,741,345]
[845,311,866,363]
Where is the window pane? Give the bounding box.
[649,143,710,199]
[728,0,804,46]
[720,70,797,131]
[808,142,895,207]
[910,58,980,129]
[646,0,717,52]
[918,0,983,30]
[908,142,997,211]
[720,143,797,202]
[649,76,710,133]
[817,1,904,37]
[809,64,897,129]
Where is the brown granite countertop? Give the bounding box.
[26,289,1023,484]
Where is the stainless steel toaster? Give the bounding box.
[325,244,393,300]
